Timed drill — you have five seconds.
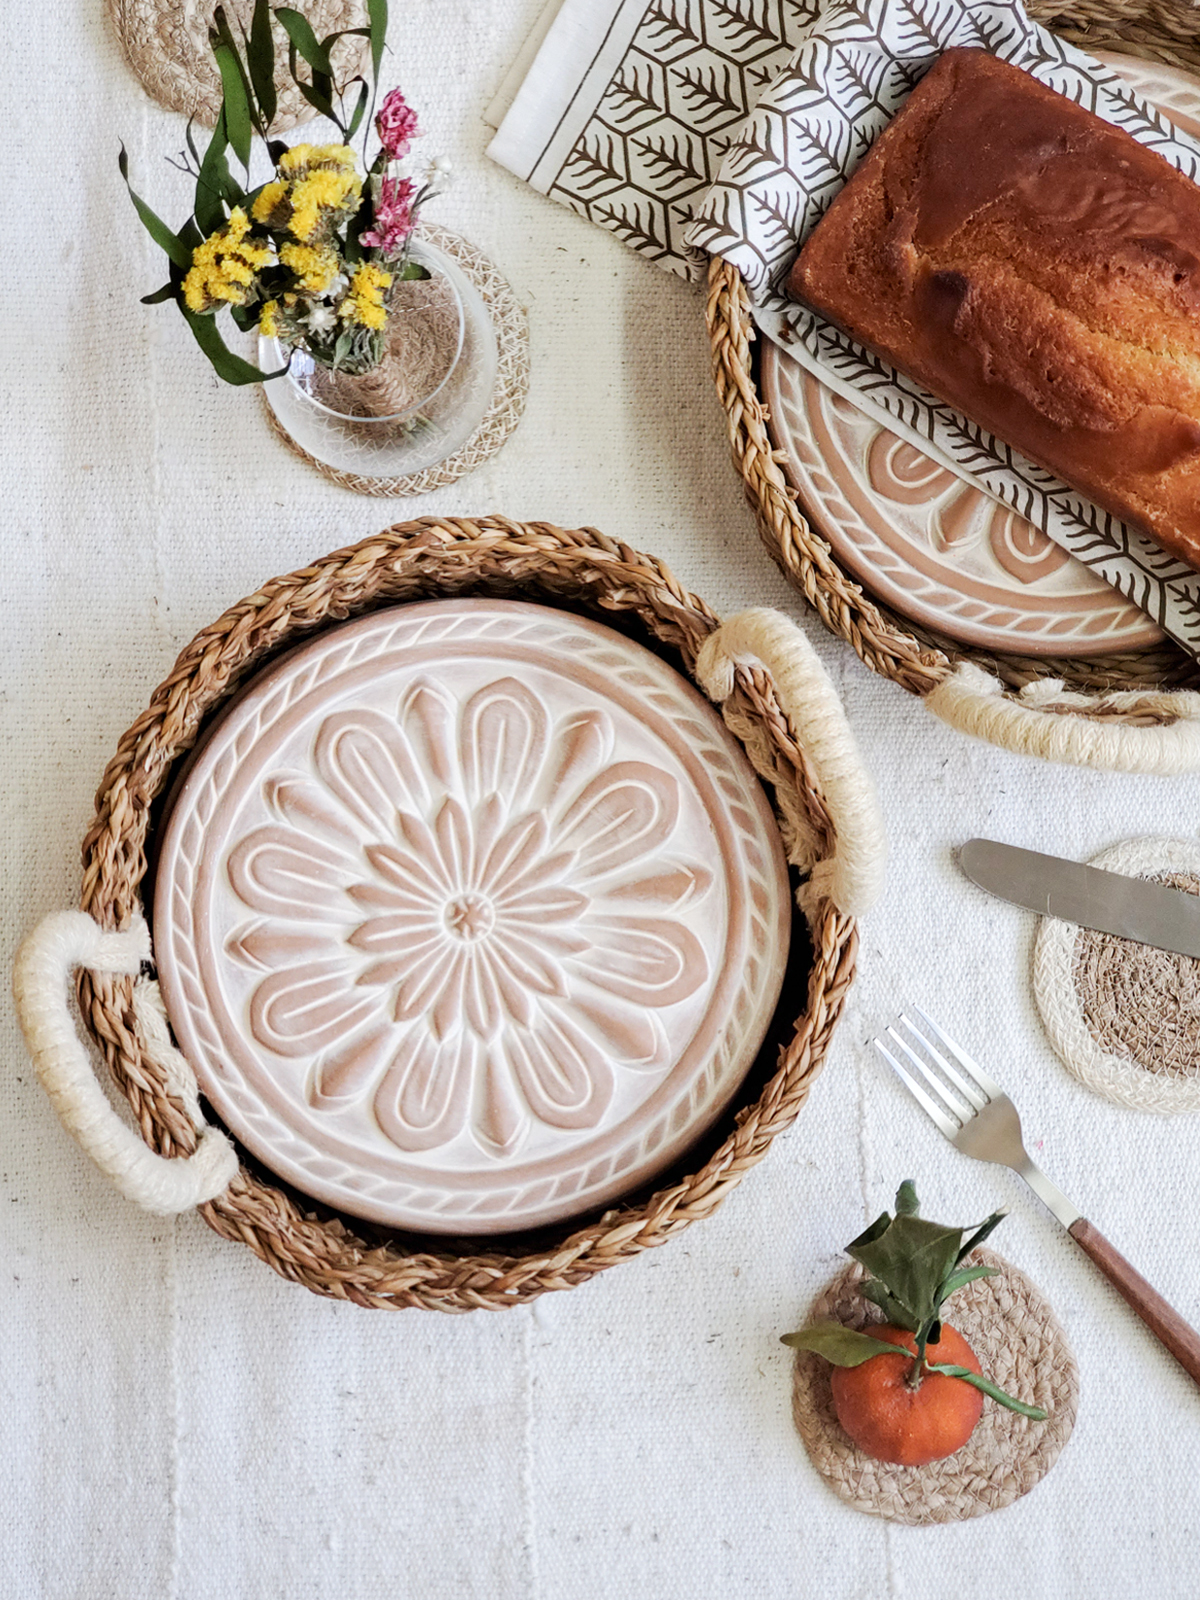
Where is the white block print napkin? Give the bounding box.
[490,0,1200,656]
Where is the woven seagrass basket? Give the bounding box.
[57,517,878,1311]
[707,1,1200,772]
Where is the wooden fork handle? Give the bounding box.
[1069,1218,1200,1385]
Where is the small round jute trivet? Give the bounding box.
[791,1249,1078,1524]
[107,0,369,128]
[261,225,530,496]
[1035,837,1200,1113]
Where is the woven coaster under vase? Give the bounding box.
[791,1249,1079,1524]
[261,227,530,496]
[107,0,370,126]
[707,0,1200,776]
[13,517,887,1312]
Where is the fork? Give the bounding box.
[875,1006,1200,1388]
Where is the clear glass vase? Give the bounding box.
[258,237,498,476]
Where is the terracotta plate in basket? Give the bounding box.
[761,53,1200,659]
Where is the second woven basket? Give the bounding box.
[707,1,1200,776]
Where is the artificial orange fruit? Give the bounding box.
[830,1322,985,1466]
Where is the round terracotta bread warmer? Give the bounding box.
[14,518,884,1311]
[707,1,1200,776]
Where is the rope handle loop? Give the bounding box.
[695,607,887,917]
[11,911,238,1214]
[925,663,1200,775]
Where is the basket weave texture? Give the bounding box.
[77,517,858,1311]
[708,1,1200,723]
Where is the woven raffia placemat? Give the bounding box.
[107,0,369,128]
[262,226,530,496]
[791,1248,1079,1523]
[1035,837,1200,1113]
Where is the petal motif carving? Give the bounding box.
[227,827,357,917]
[555,763,679,879]
[460,678,548,807]
[313,709,426,834]
[249,960,380,1057]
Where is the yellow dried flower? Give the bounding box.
[278,142,358,176]
[285,168,362,241]
[181,209,273,312]
[251,181,289,227]
[278,143,315,174]
[279,241,340,294]
[340,262,393,329]
[258,299,279,338]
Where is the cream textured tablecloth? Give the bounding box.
[4,3,1199,1596]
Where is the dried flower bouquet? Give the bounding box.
[121,0,447,384]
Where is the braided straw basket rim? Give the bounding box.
[76,516,858,1311]
[708,2,1200,707]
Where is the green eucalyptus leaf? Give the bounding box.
[141,281,178,305]
[895,1180,920,1216]
[937,1264,997,1301]
[295,79,337,121]
[395,257,429,280]
[195,109,233,235]
[366,0,387,79]
[229,301,260,332]
[956,1210,1008,1267]
[179,304,285,385]
[118,145,192,269]
[925,1363,1048,1420]
[275,8,333,74]
[185,117,203,172]
[211,39,255,168]
[247,0,278,129]
[345,78,370,139]
[781,1324,912,1367]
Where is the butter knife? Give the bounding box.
[959,838,1200,958]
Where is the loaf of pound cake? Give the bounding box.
[787,47,1200,570]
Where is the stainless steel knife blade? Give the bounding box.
[958,838,1200,959]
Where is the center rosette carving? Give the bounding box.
[224,675,712,1157]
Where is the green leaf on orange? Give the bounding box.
[924,1362,1048,1419]
[780,1324,910,1367]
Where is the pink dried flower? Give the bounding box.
[375,88,421,161]
[360,175,417,254]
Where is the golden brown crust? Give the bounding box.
[788,47,1200,570]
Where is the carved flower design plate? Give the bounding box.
[152,600,791,1234]
[760,53,1200,659]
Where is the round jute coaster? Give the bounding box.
[107,0,368,128]
[791,1249,1078,1524]
[261,225,530,496]
[1034,837,1200,1113]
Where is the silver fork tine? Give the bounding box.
[896,1012,987,1111]
[882,1025,973,1125]
[910,1004,1005,1103]
[873,1032,960,1139]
